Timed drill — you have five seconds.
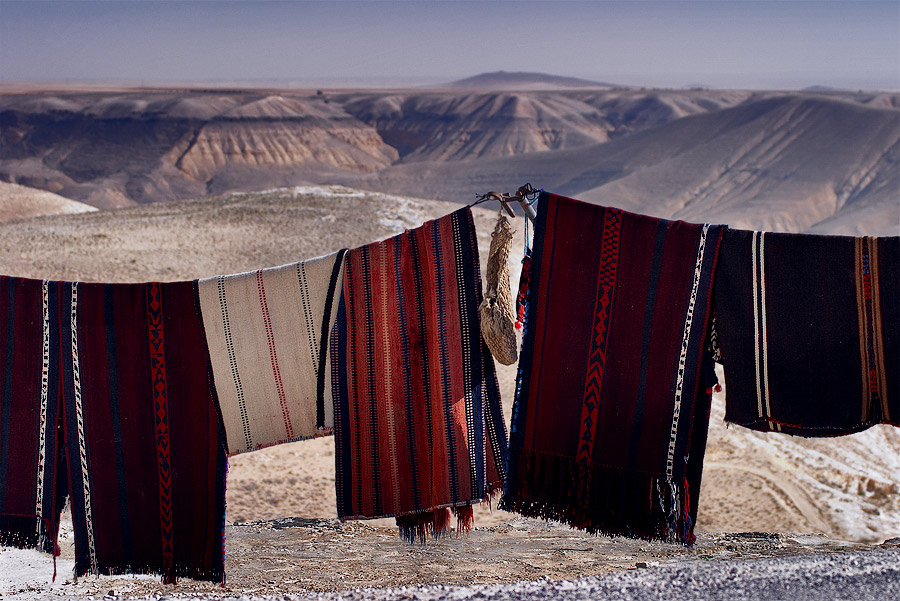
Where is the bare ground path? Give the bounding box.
[1,517,897,600]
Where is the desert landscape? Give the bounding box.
[0,71,898,599]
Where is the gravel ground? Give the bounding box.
[3,519,897,600]
[296,547,900,601]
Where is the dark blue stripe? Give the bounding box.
[333,295,354,517]
[627,219,669,469]
[360,246,382,516]
[343,261,365,517]
[59,282,90,572]
[431,221,461,503]
[506,193,551,492]
[0,278,16,512]
[453,211,485,496]
[408,232,435,464]
[103,284,133,565]
[394,236,421,510]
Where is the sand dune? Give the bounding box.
[0,181,96,221]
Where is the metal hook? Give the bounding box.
[474,183,539,223]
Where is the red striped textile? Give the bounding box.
[502,193,723,546]
[331,207,508,541]
[63,280,226,582]
[714,230,898,435]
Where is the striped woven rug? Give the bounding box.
[331,207,508,541]
[502,192,723,546]
[0,276,67,557]
[1,278,227,582]
[197,250,347,454]
[714,230,898,435]
[65,280,226,582]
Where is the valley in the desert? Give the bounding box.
[0,74,898,599]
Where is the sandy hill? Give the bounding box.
[341,93,613,161]
[447,71,616,90]
[0,185,896,546]
[0,91,397,208]
[348,95,900,235]
[0,88,786,208]
[0,180,95,221]
[4,88,895,228]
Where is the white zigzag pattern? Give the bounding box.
[666,224,709,480]
[34,280,50,539]
[71,282,98,574]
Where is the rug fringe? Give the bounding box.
[453,504,474,535]
[0,515,58,555]
[500,448,696,546]
[72,561,225,583]
[395,507,456,544]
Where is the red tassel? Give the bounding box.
[453,505,474,536]
[433,507,452,538]
[515,252,532,330]
[714,383,722,393]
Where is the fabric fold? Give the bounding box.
[330,207,508,539]
[502,192,723,546]
[713,229,898,435]
[197,250,347,454]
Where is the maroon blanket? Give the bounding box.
[0,277,67,556]
[502,192,723,545]
[61,281,226,582]
[331,208,508,541]
[713,230,898,435]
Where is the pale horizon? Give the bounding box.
[1,1,898,92]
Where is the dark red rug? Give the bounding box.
[502,192,723,546]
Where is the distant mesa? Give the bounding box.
[446,71,617,90]
[801,85,843,92]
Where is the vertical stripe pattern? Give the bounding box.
[751,231,778,431]
[198,251,347,454]
[856,237,890,422]
[217,275,252,451]
[716,229,897,436]
[332,208,507,526]
[503,192,723,545]
[666,224,709,479]
[33,281,50,532]
[256,269,294,441]
[70,282,98,574]
[147,282,174,576]
[576,207,622,498]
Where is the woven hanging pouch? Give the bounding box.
[479,212,518,365]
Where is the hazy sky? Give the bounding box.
[1,0,897,90]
